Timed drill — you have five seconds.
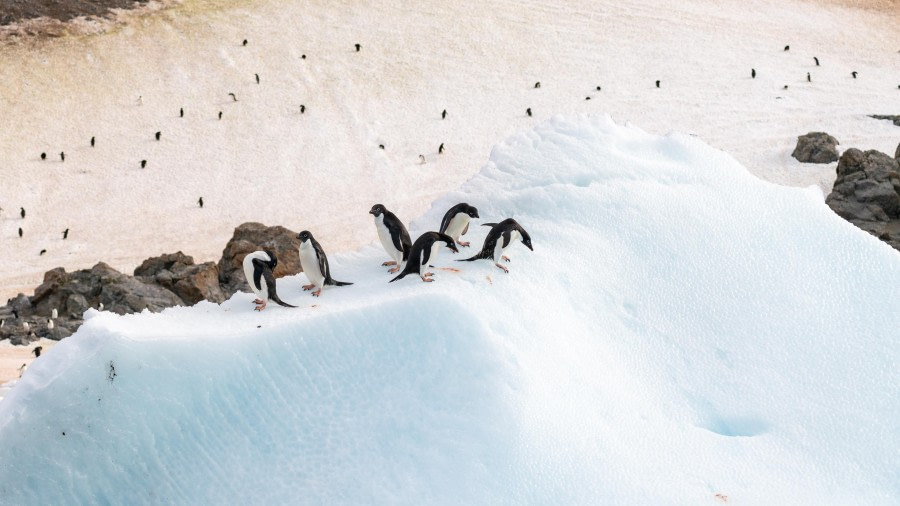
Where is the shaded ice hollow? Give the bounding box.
[1,116,899,504]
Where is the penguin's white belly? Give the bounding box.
[428,243,441,266]
[242,255,267,300]
[375,216,402,262]
[493,230,521,262]
[444,214,470,241]
[299,245,325,288]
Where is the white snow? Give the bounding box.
[1,0,898,299]
[1,115,899,503]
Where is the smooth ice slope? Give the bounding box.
[1,116,899,504]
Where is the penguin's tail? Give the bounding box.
[389,272,407,283]
[457,249,491,262]
[271,294,297,308]
[330,280,353,287]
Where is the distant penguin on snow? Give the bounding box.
[369,204,412,274]
[751,68,756,78]
[390,232,458,283]
[297,230,353,297]
[242,250,296,311]
[459,218,533,273]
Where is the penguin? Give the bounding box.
[458,218,533,273]
[369,204,412,274]
[41,152,46,160]
[784,45,790,51]
[155,131,161,141]
[438,203,480,247]
[52,308,58,319]
[813,56,819,66]
[428,203,479,267]
[18,227,22,238]
[39,249,46,256]
[20,207,25,219]
[63,228,69,239]
[390,232,458,283]
[807,72,811,82]
[255,73,260,84]
[851,71,858,79]
[228,93,237,102]
[17,363,26,378]
[32,345,41,357]
[91,136,95,147]
[655,80,660,88]
[751,68,756,78]
[418,154,426,164]
[47,319,53,330]
[180,107,184,118]
[585,96,591,100]
[198,197,204,208]
[242,250,296,311]
[439,143,445,154]
[243,39,248,46]
[442,109,447,119]
[300,104,306,113]
[301,54,306,59]
[60,152,65,162]
[596,85,602,91]
[297,230,353,297]
[379,144,385,149]
[355,43,361,52]
[784,85,789,89]
[526,108,532,117]
[219,111,223,120]
[140,160,147,168]
[534,81,541,88]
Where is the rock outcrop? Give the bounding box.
[825,148,900,251]
[791,132,840,164]
[217,222,302,297]
[1,222,305,346]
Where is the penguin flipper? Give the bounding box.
[262,264,296,308]
[389,271,408,283]
[270,294,297,308]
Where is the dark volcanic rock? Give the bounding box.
[869,115,900,127]
[135,252,226,305]
[791,132,840,164]
[217,222,302,298]
[826,148,900,252]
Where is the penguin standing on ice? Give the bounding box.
[390,232,458,283]
[459,218,533,273]
[369,204,412,274]
[438,203,479,248]
[242,250,296,311]
[297,230,353,297]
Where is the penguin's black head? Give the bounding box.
[298,230,312,243]
[263,249,278,268]
[440,233,459,253]
[521,232,533,251]
[466,205,479,219]
[369,204,385,216]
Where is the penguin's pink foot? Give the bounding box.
[255,301,267,311]
[421,276,434,282]
[382,261,397,266]
[502,255,511,262]
[458,241,470,247]
[495,263,509,273]
[302,284,315,291]
[312,289,322,297]
[424,272,434,277]
[388,265,402,274]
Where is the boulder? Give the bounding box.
[217,222,302,297]
[791,132,839,164]
[826,148,900,252]
[135,252,226,305]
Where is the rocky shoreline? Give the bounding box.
[0,0,152,27]
[0,222,303,346]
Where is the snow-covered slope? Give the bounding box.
[1,0,898,299]
[1,116,898,504]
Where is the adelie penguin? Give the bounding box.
[255,73,260,84]
[355,43,361,52]
[813,56,819,66]
[428,203,479,267]
[297,230,353,297]
[534,81,541,88]
[20,207,25,219]
[438,203,479,248]
[751,68,756,79]
[229,93,237,102]
[442,109,447,119]
[807,72,811,82]
[242,250,296,311]
[851,71,858,79]
[655,80,660,88]
[526,108,532,117]
[198,197,204,208]
[459,218,533,273]
[63,228,69,239]
[370,204,412,274]
[91,136,95,147]
[155,131,161,141]
[390,232,458,283]
[438,143,445,154]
